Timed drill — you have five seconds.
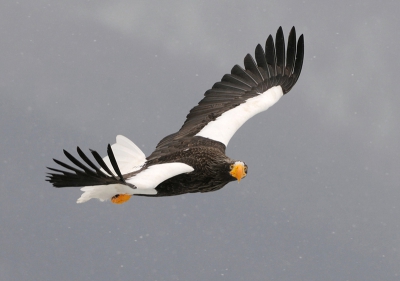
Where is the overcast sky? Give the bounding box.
[1,0,399,280]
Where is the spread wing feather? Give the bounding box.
[46,146,133,188]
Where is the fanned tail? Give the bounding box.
[101,135,146,175]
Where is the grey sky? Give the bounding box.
[1,0,399,280]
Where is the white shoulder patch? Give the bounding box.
[126,162,194,189]
[101,135,146,175]
[195,86,284,146]
[76,184,157,203]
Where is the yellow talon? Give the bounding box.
[111,194,131,204]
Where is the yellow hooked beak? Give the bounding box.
[229,162,246,182]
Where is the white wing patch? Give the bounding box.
[101,135,146,175]
[126,162,194,189]
[76,184,157,203]
[77,162,193,203]
[195,86,284,146]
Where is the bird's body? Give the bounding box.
[46,27,304,203]
[142,137,238,197]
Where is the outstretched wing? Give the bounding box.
[46,137,194,202]
[152,26,304,154]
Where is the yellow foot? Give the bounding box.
[111,194,131,204]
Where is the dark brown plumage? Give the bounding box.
[141,137,242,196]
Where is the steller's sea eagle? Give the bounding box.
[46,27,304,204]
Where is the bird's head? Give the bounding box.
[228,161,248,182]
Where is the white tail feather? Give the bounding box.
[101,135,146,176]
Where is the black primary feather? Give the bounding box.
[275,26,286,77]
[107,144,125,182]
[46,146,132,188]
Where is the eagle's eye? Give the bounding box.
[230,164,234,170]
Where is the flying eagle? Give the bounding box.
[46,27,304,204]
